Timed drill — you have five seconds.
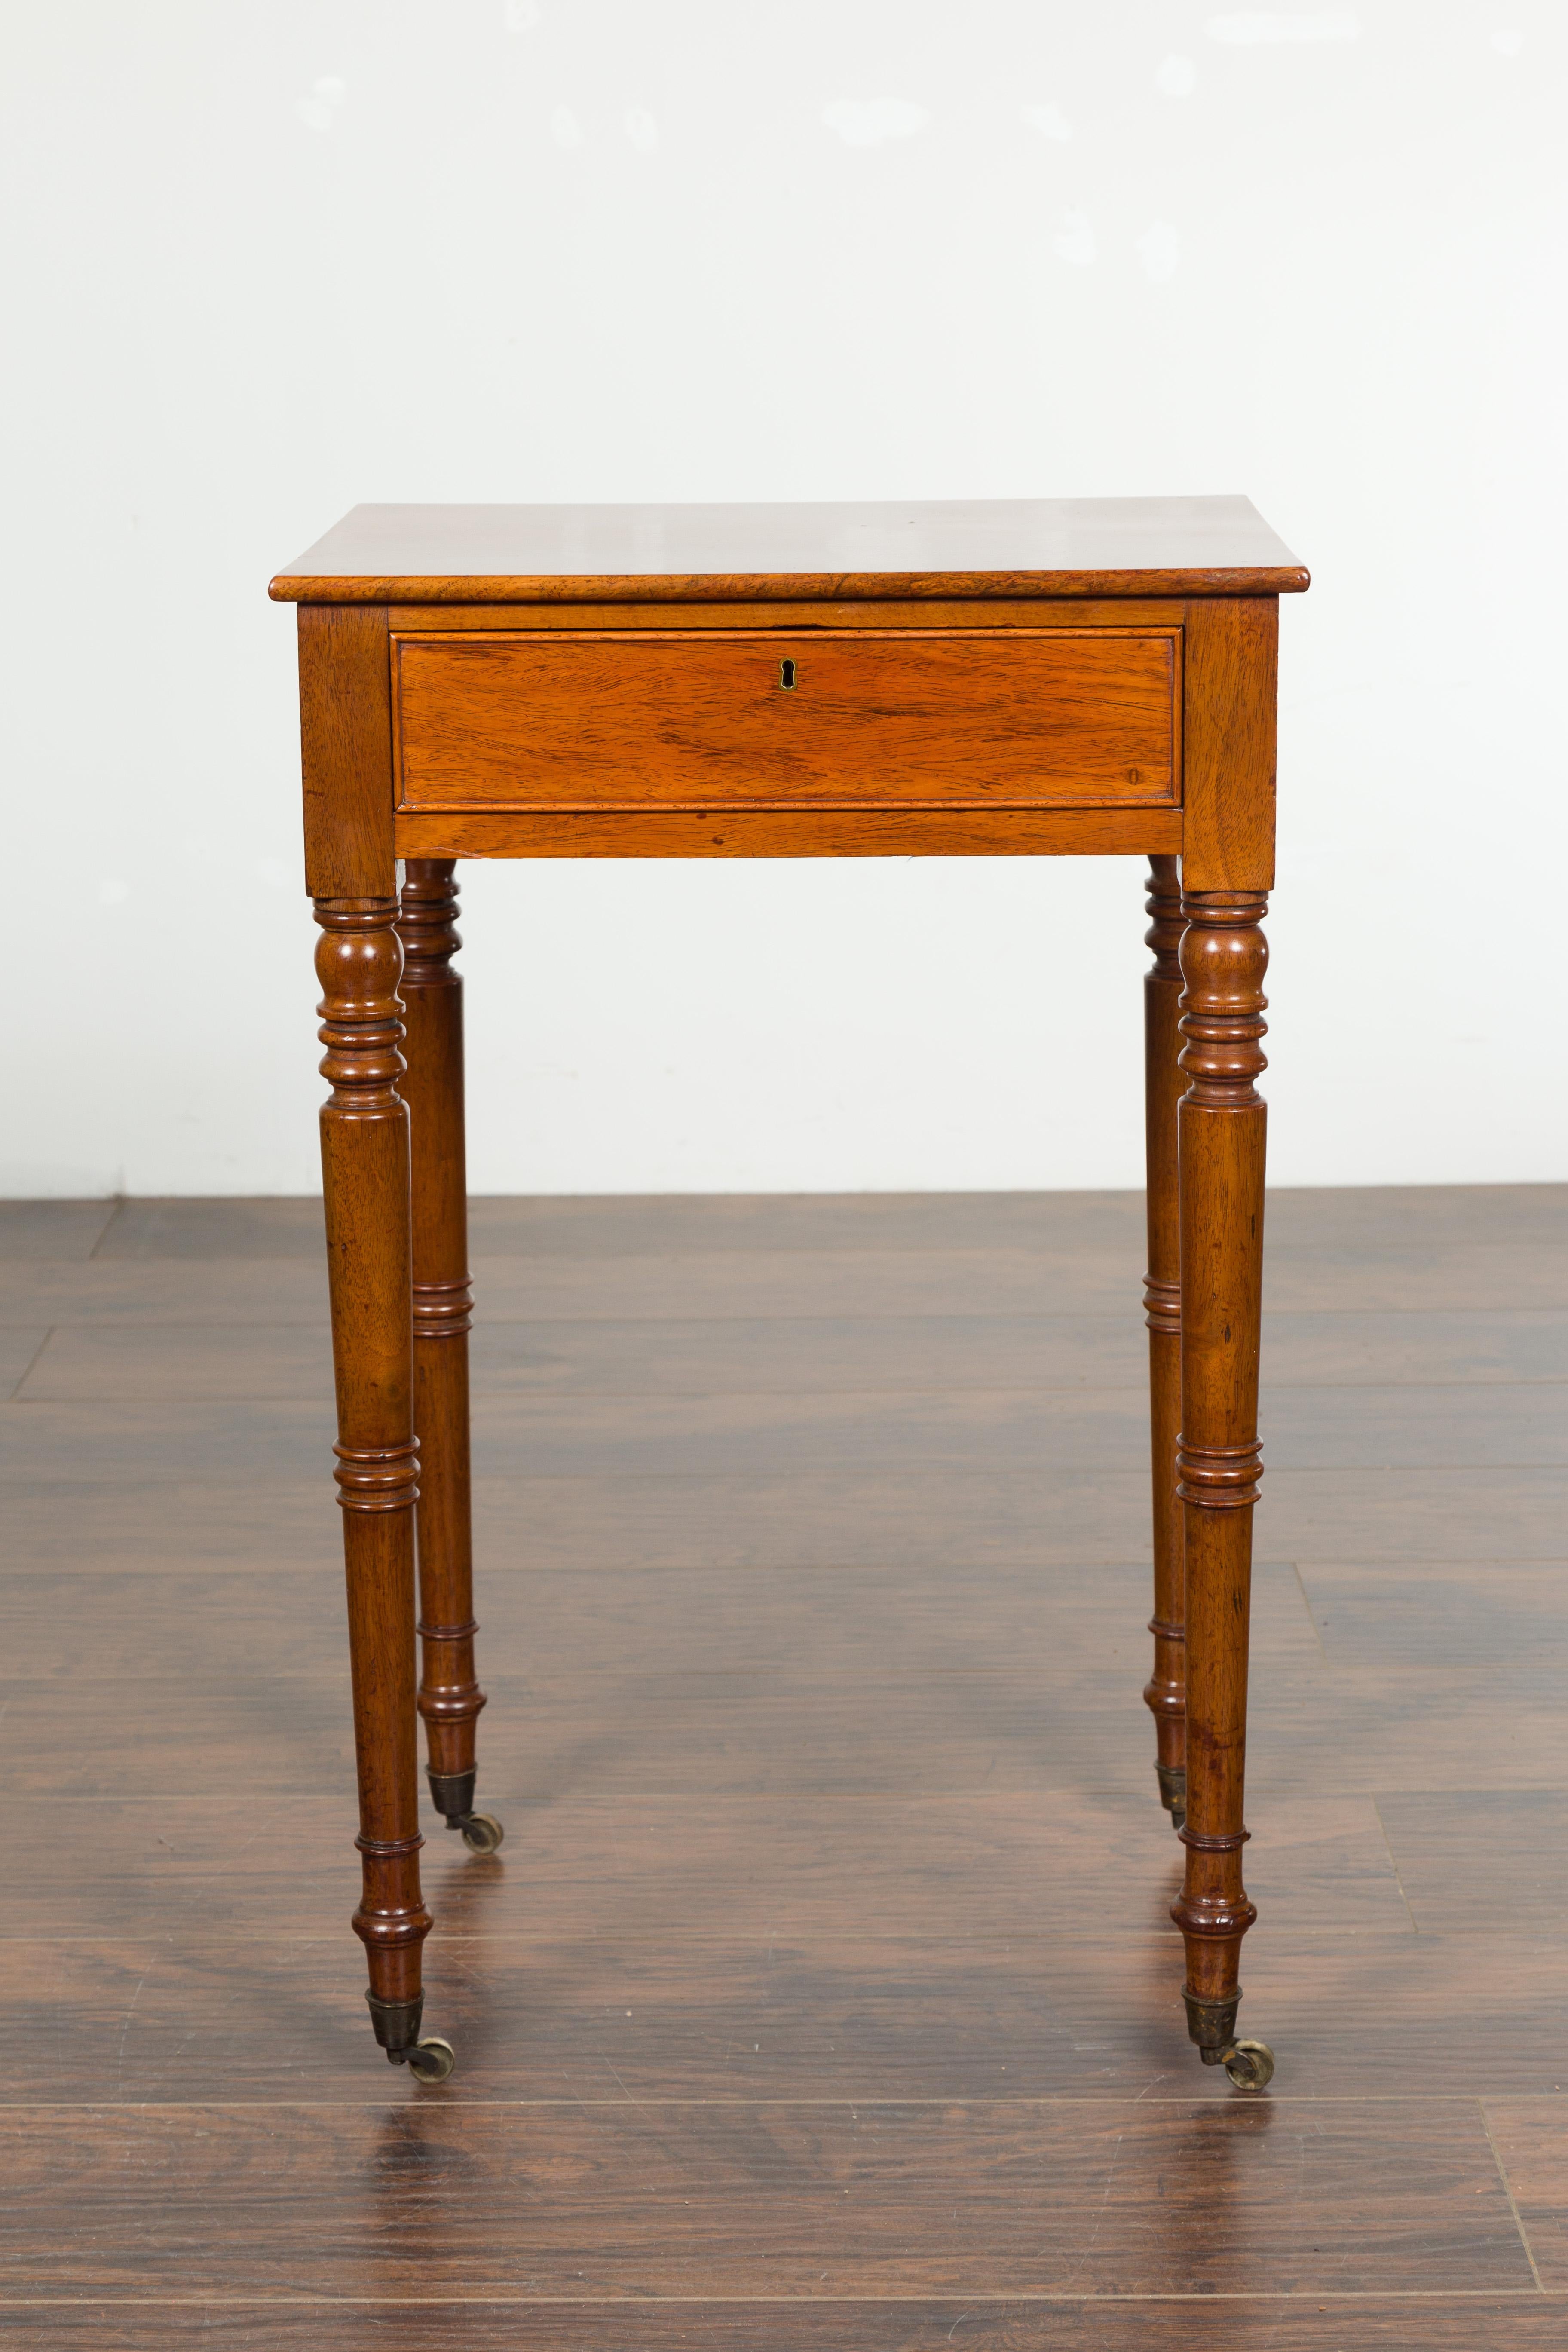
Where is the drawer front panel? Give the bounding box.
[393,629,1179,812]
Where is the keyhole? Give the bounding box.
[779,658,796,689]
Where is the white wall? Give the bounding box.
[4,1,1564,1197]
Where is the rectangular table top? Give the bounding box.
[270,496,1307,606]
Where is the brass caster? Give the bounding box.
[406,2036,456,2085]
[457,1812,504,1856]
[1221,2039,1275,2092]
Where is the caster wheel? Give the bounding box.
[407,2036,456,2084]
[459,1813,505,1856]
[1222,2039,1275,2091]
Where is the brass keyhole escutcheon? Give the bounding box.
[779,658,796,689]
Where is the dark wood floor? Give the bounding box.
[2,1185,1565,2348]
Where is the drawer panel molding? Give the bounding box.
[392,628,1181,814]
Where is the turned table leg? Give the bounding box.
[396,861,500,1857]
[1141,856,1186,1831]
[315,897,450,2082]
[1170,888,1274,2092]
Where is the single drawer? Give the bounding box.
[392,628,1179,812]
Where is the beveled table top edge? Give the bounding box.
[270,564,1310,605]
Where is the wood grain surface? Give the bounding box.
[269,495,1309,605]
[0,1184,1563,2340]
[4,2300,1565,2349]
[393,629,1179,812]
[11,1381,1561,1479]
[6,1921,1566,2104]
[296,606,395,898]
[14,1309,1565,1398]
[1176,599,1277,891]
[0,2102,1531,2297]
[387,593,1191,631]
[392,805,1186,861]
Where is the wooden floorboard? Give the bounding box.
[0,1788,1409,1942]
[1374,1793,1568,1933]
[0,1557,1321,1680]
[81,1182,1568,1258]
[2,1184,1563,2341]
[1485,2102,1568,2288]
[0,1199,115,1259]
[6,1465,1567,1575]
[0,1326,48,1392]
[7,1927,1567,2105]
[1300,1560,1568,1664]
[4,1234,1566,1326]
[4,2300,1567,2351]
[10,1308,1566,1404]
[5,1391,1567,1489]
[0,2100,1535,2296]
[9,1661,1568,1799]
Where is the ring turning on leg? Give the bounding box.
[1142,857,1187,1829]
[397,861,499,1860]
[1170,890,1272,2085]
[315,898,446,2075]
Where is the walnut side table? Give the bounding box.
[270,498,1309,2087]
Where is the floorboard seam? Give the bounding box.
[6,1327,56,1403]
[84,1201,126,1261]
[1481,2098,1547,2292]
[1369,1794,1422,1933]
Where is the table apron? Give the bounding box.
[391,806,1185,861]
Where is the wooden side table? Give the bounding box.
[270,499,1308,2088]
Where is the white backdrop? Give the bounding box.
[4,2,1564,1197]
